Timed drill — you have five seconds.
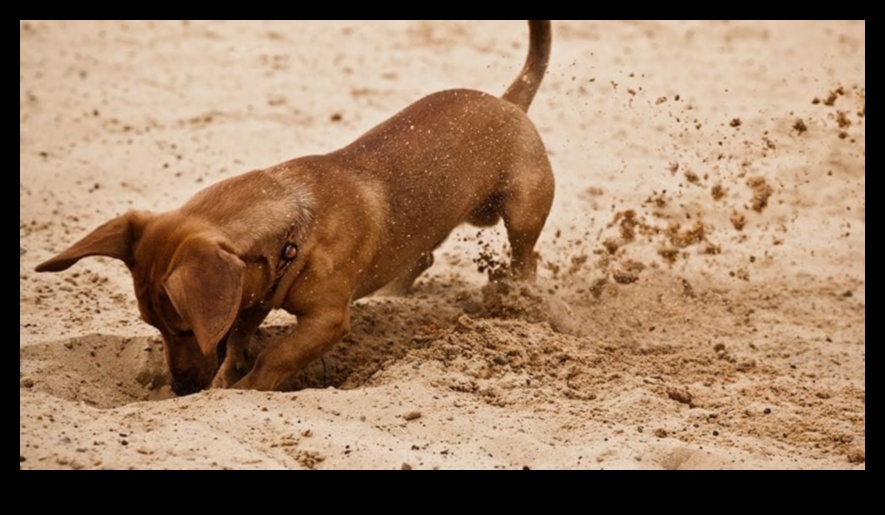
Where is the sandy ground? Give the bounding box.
[20,20,865,470]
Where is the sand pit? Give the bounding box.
[21,20,864,469]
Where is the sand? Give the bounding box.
[20,20,865,470]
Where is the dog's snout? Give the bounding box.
[171,376,203,397]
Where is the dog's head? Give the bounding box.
[36,211,245,396]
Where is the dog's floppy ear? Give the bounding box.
[164,241,245,357]
[35,211,150,273]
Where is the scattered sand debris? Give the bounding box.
[747,177,774,213]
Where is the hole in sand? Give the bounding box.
[19,279,580,409]
[19,325,410,409]
[18,293,467,408]
[20,335,171,409]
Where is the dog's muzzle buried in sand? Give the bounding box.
[36,20,555,396]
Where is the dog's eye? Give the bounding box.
[175,330,195,339]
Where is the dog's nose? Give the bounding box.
[171,378,203,397]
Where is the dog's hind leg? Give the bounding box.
[502,161,554,281]
[374,252,434,296]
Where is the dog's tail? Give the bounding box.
[501,20,551,112]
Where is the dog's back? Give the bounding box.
[327,20,555,292]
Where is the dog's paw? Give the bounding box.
[210,363,245,389]
[209,374,233,390]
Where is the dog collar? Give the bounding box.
[271,225,299,294]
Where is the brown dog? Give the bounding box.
[36,20,554,395]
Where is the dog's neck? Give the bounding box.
[179,167,317,309]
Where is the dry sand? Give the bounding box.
[20,20,865,470]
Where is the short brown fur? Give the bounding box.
[36,21,555,395]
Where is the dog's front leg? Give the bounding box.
[211,307,270,389]
[231,307,351,392]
